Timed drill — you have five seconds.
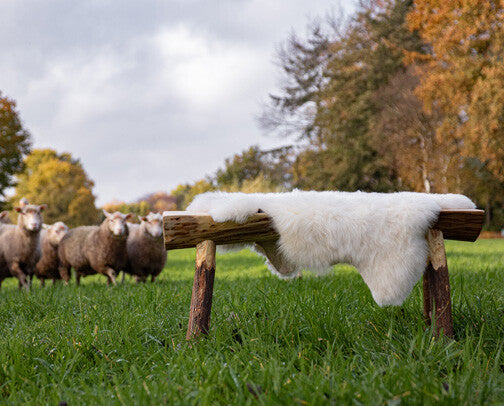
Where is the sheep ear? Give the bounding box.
[0,211,7,219]
[140,216,148,222]
[39,204,47,212]
[14,207,22,213]
[42,224,50,229]
[102,209,111,218]
[125,213,134,220]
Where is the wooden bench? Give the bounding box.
[163,209,484,339]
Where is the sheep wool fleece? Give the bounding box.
[187,191,476,306]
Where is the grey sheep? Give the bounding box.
[58,210,133,285]
[35,222,69,286]
[124,212,167,282]
[0,203,47,289]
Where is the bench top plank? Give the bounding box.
[163,209,485,250]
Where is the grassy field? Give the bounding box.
[0,240,503,405]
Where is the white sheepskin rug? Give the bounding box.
[187,191,475,306]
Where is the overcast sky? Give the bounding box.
[0,0,354,206]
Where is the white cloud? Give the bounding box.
[154,24,267,108]
[0,0,356,206]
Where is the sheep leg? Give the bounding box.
[59,265,71,284]
[104,268,117,286]
[121,271,125,284]
[10,262,29,290]
[40,278,45,287]
[150,274,156,283]
[76,271,82,286]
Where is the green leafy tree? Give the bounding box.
[264,0,425,192]
[314,0,425,191]
[102,200,151,220]
[215,145,294,190]
[11,149,100,227]
[171,180,215,210]
[0,92,31,208]
[220,172,284,194]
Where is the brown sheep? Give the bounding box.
[58,210,133,285]
[124,212,167,282]
[0,203,47,289]
[35,222,69,286]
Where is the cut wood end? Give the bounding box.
[196,240,216,268]
[427,229,447,269]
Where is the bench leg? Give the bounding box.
[186,240,216,340]
[423,229,454,338]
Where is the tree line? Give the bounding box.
[175,0,504,229]
[2,0,504,229]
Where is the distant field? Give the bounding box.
[0,240,503,405]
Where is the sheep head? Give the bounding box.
[47,221,69,246]
[139,212,163,238]
[102,210,133,236]
[14,204,47,233]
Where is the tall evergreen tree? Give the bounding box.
[312,0,425,191]
[262,0,426,192]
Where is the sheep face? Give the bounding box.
[47,221,69,246]
[14,204,47,232]
[103,210,133,236]
[140,212,163,238]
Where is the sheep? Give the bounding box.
[35,222,69,286]
[58,210,133,285]
[0,203,47,289]
[124,212,167,283]
[0,198,29,227]
[0,211,11,224]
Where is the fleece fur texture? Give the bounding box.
[186,191,476,306]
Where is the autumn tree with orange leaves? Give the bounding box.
[11,149,100,227]
[407,0,504,182]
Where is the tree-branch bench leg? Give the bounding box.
[186,240,217,340]
[423,229,454,338]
